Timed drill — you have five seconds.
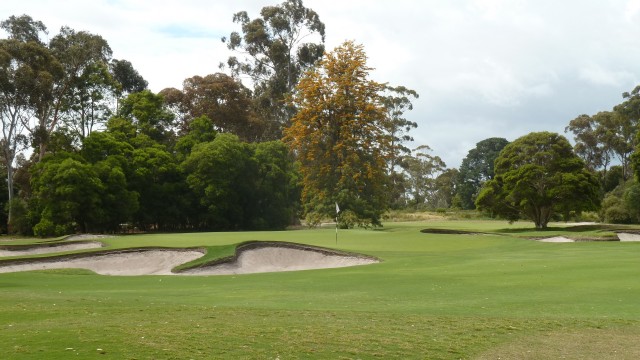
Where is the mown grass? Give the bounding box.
[1,220,640,359]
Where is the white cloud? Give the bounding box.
[1,0,640,167]
[578,63,635,87]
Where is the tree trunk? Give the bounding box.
[6,164,14,233]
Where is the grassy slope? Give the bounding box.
[1,220,639,359]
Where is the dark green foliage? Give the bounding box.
[174,115,217,159]
[0,14,46,44]
[601,165,624,194]
[31,153,103,235]
[182,134,297,230]
[251,141,300,229]
[455,137,509,210]
[110,58,147,94]
[476,132,600,229]
[116,90,175,144]
[600,180,640,224]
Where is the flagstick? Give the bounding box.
[335,202,340,246]
[335,214,338,245]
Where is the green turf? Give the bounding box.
[1,220,639,359]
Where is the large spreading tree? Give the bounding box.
[284,41,390,227]
[476,132,600,229]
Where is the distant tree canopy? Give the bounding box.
[222,0,325,139]
[160,73,265,141]
[476,132,600,229]
[455,137,509,210]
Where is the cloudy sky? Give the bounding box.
[2,0,640,167]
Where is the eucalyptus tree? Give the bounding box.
[222,0,325,139]
[110,59,147,95]
[0,15,62,232]
[402,145,447,209]
[611,87,640,180]
[160,73,264,141]
[565,114,609,173]
[39,26,114,156]
[381,85,419,207]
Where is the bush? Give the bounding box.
[338,210,359,229]
[33,218,56,237]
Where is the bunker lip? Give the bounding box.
[0,242,379,276]
[179,241,380,276]
[420,228,489,235]
[0,240,105,257]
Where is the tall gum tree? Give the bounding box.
[284,41,390,227]
[222,0,325,139]
[0,15,62,232]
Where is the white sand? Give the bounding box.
[0,241,104,257]
[617,233,640,242]
[538,236,574,243]
[0,243,377,276]
[182,245,378,275]
[0,249,205,276]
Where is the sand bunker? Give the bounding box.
[537,236,574,243]
[617,233,640,242]
[0,242,378,276]
[0,248,205,276]
[182,242,379,275]
[0,241,104,257]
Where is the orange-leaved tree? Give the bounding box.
[283,41,391,227]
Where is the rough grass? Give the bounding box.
[1,220,640,359]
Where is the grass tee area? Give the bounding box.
[1,220,640,359]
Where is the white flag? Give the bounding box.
[336,202,340,214]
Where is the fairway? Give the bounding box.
[1,220,640,359]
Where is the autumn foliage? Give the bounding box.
[284,41,391,227]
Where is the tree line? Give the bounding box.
[0,2,421,234]
[1,0,640,235]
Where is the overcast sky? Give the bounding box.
[2,0,640,167]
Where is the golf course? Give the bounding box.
[1,219,639,359]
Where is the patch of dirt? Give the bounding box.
[180,241,379,276]
[0,241,105,257]
[475,328,640,360]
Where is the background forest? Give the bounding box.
[1,0,640,236]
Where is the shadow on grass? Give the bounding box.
[420,228,492,235]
